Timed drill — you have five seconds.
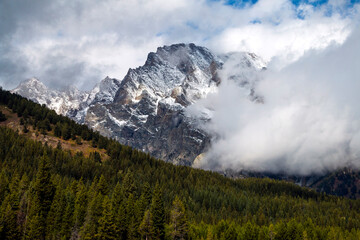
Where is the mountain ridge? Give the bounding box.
[12,43,266,165]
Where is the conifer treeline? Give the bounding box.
[0,88,360,239]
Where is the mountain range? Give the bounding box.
[12,43,266,166]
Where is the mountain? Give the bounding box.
[12,43,266,165]
[12,78,89,116]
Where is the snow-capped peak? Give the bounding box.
[13,77,47,92]
[12,78,87,116]
[86,76,121,106]
[12,78,52,106]
[115,43,223,108]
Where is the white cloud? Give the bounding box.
[212,16,351,66]
[194,26,360,175]
[0,0,358,90]
[209,0,356,68]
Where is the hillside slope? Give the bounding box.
[1,89,360,239]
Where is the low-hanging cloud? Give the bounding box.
[191,27,360,176]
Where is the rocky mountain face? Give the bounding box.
[12,43,266,165]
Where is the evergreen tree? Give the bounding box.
[139,210,154,240]
[0,175,21,240]
[206,228,215,240]
[73,179,88,230]
[54,123,62,137]
[125,193,139,239]
[80,193,104,240]
[169,196,189,240]
[97,175,109,195]
[23,108,29,118]
[275,221,290,240]
[111,182,123,211]
[1,203,21,240]
[34,155,55,215]
[25,214,43,240]
[150,184,165,240]
[95,196,119,240]
[46,186,66,239]
[243,222,258,240]
[60,189,75,239]
[89,151,102,163]
[284,219,303,240]
[136,193,150,227]
[142,182,152,207]
[122,171,136,198]
[116,201,127,239]
[81,129,90,141]
[0,171,9,203]
[62,124,71,140]
[223,222,237,240]
[27,155,55,240]
[17,174,30,235]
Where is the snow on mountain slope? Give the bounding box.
[87,76,121,105]
[12,78,53,106]
[114,44,223,107]
[68,76,121,123]
[12,43,266,165]
[12,78,88,116]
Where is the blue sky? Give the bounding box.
[218,0,360,7]
[216,0,360,17]
[212,0,330,7]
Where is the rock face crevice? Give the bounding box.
[12,43,266,165]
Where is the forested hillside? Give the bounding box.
[1,88,360,239]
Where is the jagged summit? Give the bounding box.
[13,77,47,93]
[13,76,121,120]
[149,43,219,72]
[12,78,55,106]
[13,43,266,165]
[18,77,45,87]
[115,43,222,107]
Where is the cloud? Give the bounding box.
[208,0,357,67]
[211,16,351,67]
[193,26,360,175]
[0,0,358,90]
